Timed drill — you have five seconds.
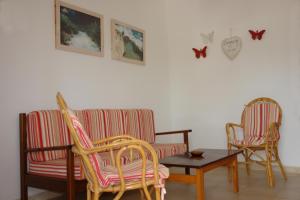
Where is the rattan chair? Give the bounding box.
[226,97,287,187]
[56,92,169,200]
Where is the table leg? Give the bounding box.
[232,156,239,192]
[195,169,205,200]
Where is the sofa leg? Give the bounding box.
[20,181,28,200]
[67,146,75,200]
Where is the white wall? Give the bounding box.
[2,0,300,199]
[166,0,300,166]
[0,0,170,199]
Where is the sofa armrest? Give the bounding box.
[156,129,192,152]
[26,145,73,153]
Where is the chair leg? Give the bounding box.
[87,187,91,200]
[93,192,100,200]
[114,190,125,200]
[266,146,275,187]
[274,146,287,180]
[143,186,152,200]
[244,149,250,175]
[155,187,161,200]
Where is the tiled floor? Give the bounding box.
[36,166,300,200]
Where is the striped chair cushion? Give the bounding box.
[26,109,156,161]
[243,102,280,143]
[101,160,169,187]
[67,109,106,186]
[231,137,265,147]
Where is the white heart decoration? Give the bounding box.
[221,36,242,60]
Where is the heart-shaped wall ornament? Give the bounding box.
[221,36,242,60]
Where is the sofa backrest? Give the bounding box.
[26,109,155,161]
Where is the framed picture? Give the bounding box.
[111,19,145,65]
[55,0,104,57]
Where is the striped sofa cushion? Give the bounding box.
[27,110,73,161]
[152,143,187,159]
[243,102,280,143]
[28,157,169,187]
[28,143,183,180]
[79,109,155,143]
[26,109,156,162]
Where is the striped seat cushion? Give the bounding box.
[101,160,169,187]
[28,143,185,179]
[28,157,84,180]
[243,102,281,143]
[26,109,156,162]
[28,156,169,187]
[231,137,265,147]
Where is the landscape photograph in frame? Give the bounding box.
[55,0,104,57]
[111,19,145,65]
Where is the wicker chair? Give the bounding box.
[56,92,169,200]
[226,97,287,187]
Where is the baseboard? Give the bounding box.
[16,191,61,200]
[238,162,300,174]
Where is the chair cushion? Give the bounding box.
[231,137,265,147]
[243,102,280,140]
[101,160,169,187]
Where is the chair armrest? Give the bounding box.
[73,138,162,188]
[82,139,153,155]
[156,129,192,152]
[93,135,135,146]
[225,123,243,144]
[266,122,280,142]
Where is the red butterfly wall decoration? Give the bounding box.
[192,46,207,59]
[249,29,266,40]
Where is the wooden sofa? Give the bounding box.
[20,109,191,200]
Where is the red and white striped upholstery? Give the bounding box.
[27,110,72,161]
[231,102,281,147]
[152,143,187,159]
[28,143,185,179]
[67,109,168,188]
[27,109,155,161]
[28,157,84,180]
[101,160,169,187]
[26,109,182,183]
[79,109,155,143]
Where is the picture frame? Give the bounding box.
[111,19,145,65]
[55,0,104,57]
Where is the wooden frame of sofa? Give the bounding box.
[19,113,192,200]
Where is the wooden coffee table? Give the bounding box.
[159,148,242,200]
